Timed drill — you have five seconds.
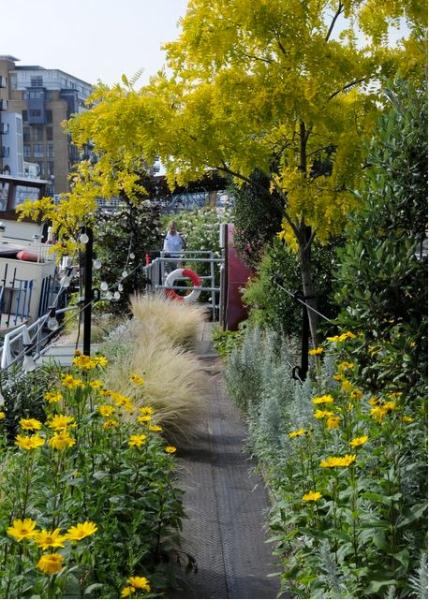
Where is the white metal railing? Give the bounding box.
[0,305,75,370]
[144,251,224,321]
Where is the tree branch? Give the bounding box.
[328,77,368,100]
[242,53,273,65]
[325,2,344,42]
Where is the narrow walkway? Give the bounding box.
[174,327,281,599]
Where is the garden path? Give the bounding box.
[173,324,283,599]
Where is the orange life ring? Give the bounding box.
[165,268,202,303]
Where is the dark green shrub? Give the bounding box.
[242,238,339,337]
[94,200,163,313]
[335,80,427,401]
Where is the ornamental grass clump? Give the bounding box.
[131,293,206,349]
[103,322,206,440]
[0,352,184,598]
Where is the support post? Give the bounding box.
[80,227,93,356]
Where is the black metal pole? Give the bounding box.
[300,301,310,380]
[80,227,93,356]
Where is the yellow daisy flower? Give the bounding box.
[314,409,334,419]
[165,446,177,454]
[128,434,147,448]
[15,434,45,451]
[19,418,42,431]
[98,405,115,417]
[7,518,38,541]
[149,424,162,432]
[350,435,368,448]
[312,394,334,405]
[47,415,76,430]
[44,391,63,404]
[34,528,67,550]
[326,415,341,429]
[66,521,98,541]
[302,491,322,502]
[130,374,145,385]
[137,415,152,424]
[308,347,324,356]
[37,553,64,575]
[287,428,306,438]
[48,431,76,451]
[320,454,356,468]
[103,419,120,429]
[0,410,5,420]
[121,586,136,598]
[128,576,150,592]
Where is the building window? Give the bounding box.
[31,76,43,87]
[22,110,28,122]
[46,110,53,123]
[23,128,31,142]
[46,126,53,141]
[29,109,42,118]
[33,144,44,158]
[32,126,44,142]
[24,144,31,158]
[47,143,54,159]
[48,161,55,176]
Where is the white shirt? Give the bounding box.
[163,232,184,256]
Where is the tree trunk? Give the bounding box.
[298,225,319,347]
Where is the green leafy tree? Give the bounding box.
[335,79,427,401]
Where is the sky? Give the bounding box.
[0,0,189,86]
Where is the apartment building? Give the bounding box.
[0,55,92,194]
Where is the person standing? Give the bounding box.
[163,221,185,272]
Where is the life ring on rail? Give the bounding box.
[165,268,202,303]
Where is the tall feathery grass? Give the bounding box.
[102,294,208,440]
[131,293,206,349]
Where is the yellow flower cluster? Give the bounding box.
[72,354,108,370]
[320,454,356,468]
[370,400,397,422]
[7,518,97,545]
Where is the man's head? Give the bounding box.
[168,221,177,235]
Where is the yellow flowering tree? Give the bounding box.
[18,0,426,343]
